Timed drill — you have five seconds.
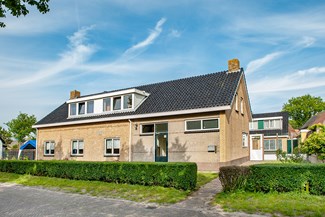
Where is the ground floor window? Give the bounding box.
[71,140,84,155]
[105,138,120,155]
[44,141,55,155]
[242,133,248,147]
[264,139,282,151]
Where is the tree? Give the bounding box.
[5,112,37,143]
[0,0,50,28]
[301,124,325,162]
[282,94,325,129]
[0,126,12,144]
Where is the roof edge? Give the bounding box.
[33,105,231,128]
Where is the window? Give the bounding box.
[113,97,121,110]
[185,119,219,131]
[105,138,120,155]
[264,119,282,129]
[87,100,94,114]
[71,140,84,155]
[44,141,55,155]
[103,98,111,112]
[123,94,133,109]
[249,121,258,130]
[141,124,154,134]
[70,103,76,116]
[78,102,85,115]
[264,139,282,151]
[242,133,248,147]
[240,97,244,115]
[235,93,238,111]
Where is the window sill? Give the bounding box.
[185,129,219,134]
[43,154,54,157]
[70,154,84,157]
[140,133,154,136]
[242,146,248,148]
[104,154,120,157]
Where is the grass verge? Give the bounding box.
[215,191,325,217]
[0,172,217,204]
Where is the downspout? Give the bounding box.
[35,128,38,160]
[128,119,132,162]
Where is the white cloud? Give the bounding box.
[169,29,181,38]
[122,18,167,60]
[296,36,316,48]
[246,52,282,74]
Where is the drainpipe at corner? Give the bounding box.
[35,128,38,161]
[128,119,132,162]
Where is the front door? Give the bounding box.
[155,123,168,162]
[250,134,263,161]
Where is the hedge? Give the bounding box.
[0,160,197,190]
[246,164,325,195]
[219,164,325,195]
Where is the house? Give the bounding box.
[0,136,5,159]
[300,111,325,142]
[18,140,36,160]
[249,112,297,160]
[33,59,252,171]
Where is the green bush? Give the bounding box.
[219,166,250,192]
[0,160,197,190]
[246,164,325,195]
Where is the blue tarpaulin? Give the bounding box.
[20,140,36,150]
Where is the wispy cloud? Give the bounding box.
[0,26,96,88]
[169,29,181,38]
[296,36,316,48]
[122,18,167,60]
[246,52,282,74]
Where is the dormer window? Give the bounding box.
[103,98,111,112]
[70,103,77,116]
[123,94,133,109]
[113,97,121,110]
[78,102,85,115]
[87,101,94,114]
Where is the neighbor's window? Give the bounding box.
[264,119,282,129]
[70,103,77,116]
[71,140,84,155]
[185,119,219,131]
[103,98,111,112]
[123,94,133,109]
[78,102,85,115]
[264,139,282,151]
[141,124,154,134]
[44,141,55,155]
[242,133,248,147]
[87,100,94,114]
[105,138,120,155]
[113,96,121,110]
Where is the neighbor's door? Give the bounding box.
[250,134,263,161]
[155,123,168,162]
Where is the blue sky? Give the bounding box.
[1,0,325,126]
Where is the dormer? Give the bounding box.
[67,89,149,118]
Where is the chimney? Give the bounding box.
[70,90,80,99]
[228,58,240,73]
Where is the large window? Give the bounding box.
[105,138,120,155]
[44,141,55,155]
[113,97,121,110]
[103,98,111,112]
[141,124,154,134]
[78,102,85,115]
[87,100,94,114]
[185,119,219,131]
[249,119,282,130]
[71,140,84,155]
[123,94,133,109]
[264,139,282,151]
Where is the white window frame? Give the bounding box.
[264,119,282,130]
[185,118,220,132]
[69,103,77,116]
[140,124,155,135]
[44,141,55,156]
[86,100,94,114]
[264,139,282,151]
[78,102,86,115]
[71,140,84,156]
[104,138,120,156]
[242,133,248,147]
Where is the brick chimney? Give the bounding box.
[228,58,240,73]
[70,90,80,99]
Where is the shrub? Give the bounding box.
[219,166,250,192]
[246,164,325,195]
[0,160,197,190]
[276,148,304,163]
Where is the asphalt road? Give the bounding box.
[0,183,265,217]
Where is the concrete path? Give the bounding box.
[0,180,268,217]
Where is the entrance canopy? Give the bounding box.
[20,140,36,150]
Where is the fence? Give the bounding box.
[2,149,35,160]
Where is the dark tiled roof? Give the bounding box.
[250,112,289,136]
[301,111,325,129]
[36,69,243,126]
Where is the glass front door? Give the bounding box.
[155,123,168,162]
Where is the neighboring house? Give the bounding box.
[18,140,36,160]
[33,59,252,171]
[0,136,6,159]
[249,112,297,160]
[300,111,325,142]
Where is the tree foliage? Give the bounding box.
[0,126,12,144]
[0,0,50,28]
[282,94,325,129]
[5,113,37,143]
[301,124,325,161]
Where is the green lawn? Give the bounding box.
[0,172,217,204]
[215,191,325,217]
